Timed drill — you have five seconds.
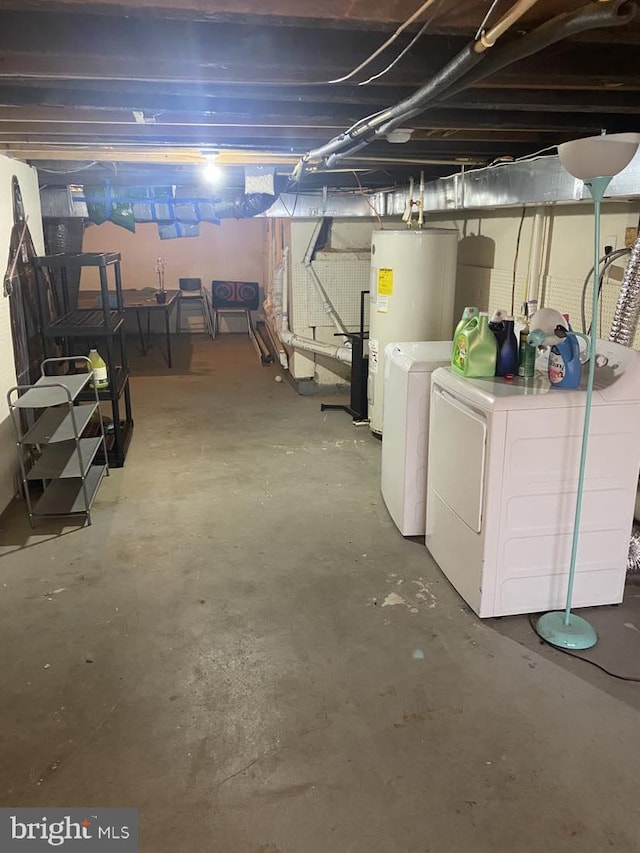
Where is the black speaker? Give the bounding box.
[211,280,260,311]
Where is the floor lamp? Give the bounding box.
[535,132,640,650]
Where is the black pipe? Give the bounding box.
[307,0,637,173]
[435,0,637,107]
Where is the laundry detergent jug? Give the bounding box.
[548,331,581,389]
[452,311,497,378]
[453,306,479,343]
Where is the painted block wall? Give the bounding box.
[81,219,269,333]
[269,201,640,390]
[0,157,44,513]
[429,202,640,340]
[286,219,377,385]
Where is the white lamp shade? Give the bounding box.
[558,132,640,181]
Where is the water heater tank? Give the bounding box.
[368,228,458,434]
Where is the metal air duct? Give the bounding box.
[609,235,640,347]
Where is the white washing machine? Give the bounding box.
[426,340,640,617]
[381,341,452,536]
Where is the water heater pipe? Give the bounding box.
[525,208,545,306]
[267,248,352,366]
[303,219,351,338]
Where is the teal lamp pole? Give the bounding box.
[535,132,640,650]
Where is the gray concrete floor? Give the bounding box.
[2,334,640,852]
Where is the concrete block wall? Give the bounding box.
[429,202,640,340]
[277,202,640,391]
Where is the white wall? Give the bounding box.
[268,200,640,391]
[285,218,377,385]
[429,202,640,340]
[0,158,44,513]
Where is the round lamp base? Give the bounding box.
[535,611,597,650]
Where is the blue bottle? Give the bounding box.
[495,317,519,377]
[548,331,581,389]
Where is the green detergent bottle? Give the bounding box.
[452,311,497,378]
[452,306,479,342]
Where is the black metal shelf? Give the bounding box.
[34,251,134,467]
[77,366,129,402]
[33,252,122,268]
[43,308,124,336]
[94,419,133,468]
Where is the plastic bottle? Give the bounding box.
[518,324,536,378]
[88,348,109,390]
[548,331,581,389]
[489,309,507,360]
[496,316,519,376]
[451,311,497,377]
[452,306,479,342]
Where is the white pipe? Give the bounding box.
[303,219,351,337]
[417,170,425,228]
[526,208,545,306]
[267,248,352,365]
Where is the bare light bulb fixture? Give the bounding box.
[203,159,223,184]
[535,131,640,651]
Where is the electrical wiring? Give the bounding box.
[527,614,640,682]
[474,0,502,40]
[352,171,382,228]
[324,0,441,85]
[37,161,99,174]
[440,146,559,182]
[511,206,526,316]
[580,247,631,334]
[358,19,431,86]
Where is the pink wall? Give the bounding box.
[81,218,268,292]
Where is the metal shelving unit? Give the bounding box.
[33,252,133,466]
[8,356,109,527]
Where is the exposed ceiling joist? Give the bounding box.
[0,0,638,193]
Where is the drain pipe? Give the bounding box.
[303,219,351,338]
[267,248,352,366]
[525,208,546,307]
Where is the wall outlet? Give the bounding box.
[625,226,639,248]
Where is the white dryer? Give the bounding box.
[426,340,640,617]
[381,341,452,536]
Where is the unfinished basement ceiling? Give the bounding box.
[1,0,640,192]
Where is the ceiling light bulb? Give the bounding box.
[203,161,223,184]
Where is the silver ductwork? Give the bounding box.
[383,151,640,214]
[627,524,640,573]
[609,235,640,347]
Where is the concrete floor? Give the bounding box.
[1,334,640,852]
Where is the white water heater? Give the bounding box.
[368,228,458,434]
